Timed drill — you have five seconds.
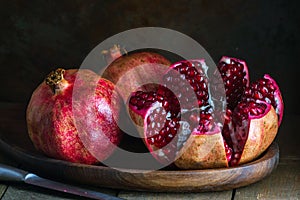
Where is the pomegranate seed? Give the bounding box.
[130,97,138,105]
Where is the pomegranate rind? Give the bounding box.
[174,133,229,169]
[239,105,278,164]
[128,106,145,137]
[263,74,284,126]
[101,51,171,98]
[72,72,122,162]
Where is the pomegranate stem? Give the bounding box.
[45,68,68,94]
[101,44,126,64]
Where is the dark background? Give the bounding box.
[1,0,299,115]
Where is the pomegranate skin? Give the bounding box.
[101,51,171,101]
[102,51,171,84]
[238,105,278,165]
[174,105,278,169]
[26,69,122,164]
[174,133,229,169]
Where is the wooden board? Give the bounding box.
[0,103,279,192]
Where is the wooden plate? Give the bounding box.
[0,104,279,192]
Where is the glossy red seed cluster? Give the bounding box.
[129,91,157,110]
[221,109,233,148]
[227,101,268,166]
[196,107,215,133]
[243,78,276,111]
[234,101,267,126]
[162,61,209,109]
[218,59,248,109]
[224,140,233,162]
[146,107,180,148]
[129,60,213,150]
[129,86,181,149]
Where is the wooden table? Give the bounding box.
[0,103,299,200]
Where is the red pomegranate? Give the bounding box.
[128,57,283,169]
[26,68,122,164]
[101,51,172,102]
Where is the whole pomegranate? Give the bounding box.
[128,57,283,169]
[101,50,172,102]
[26,68,122,164]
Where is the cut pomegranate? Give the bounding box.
[242,74,284,125]
[229,100,278,166]
[127,56,282,169]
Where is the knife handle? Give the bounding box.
[0,163,28,182]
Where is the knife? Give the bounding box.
[0,163,123,200]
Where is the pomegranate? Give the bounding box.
[222,74,284,166]
[128,57,282,169]
[101,50,171,102]
[26,68,122,164]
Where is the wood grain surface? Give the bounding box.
[118,190,233,200]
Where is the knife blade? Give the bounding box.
[0,163,123,200]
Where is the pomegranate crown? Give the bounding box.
[45,68,65,86]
